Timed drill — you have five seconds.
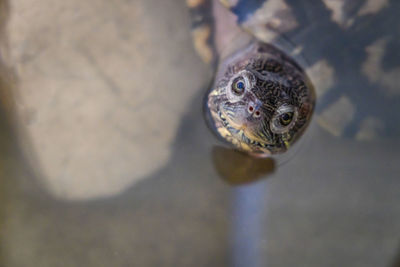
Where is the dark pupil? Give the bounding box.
[232,79,245,95]
[279,112,293,126]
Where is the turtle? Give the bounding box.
[187,0,400,157]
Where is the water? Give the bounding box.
[2,86,400,266]
[1,0,400,266]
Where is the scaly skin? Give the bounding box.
[207,41,314,156]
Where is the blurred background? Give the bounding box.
[0,0,399,266]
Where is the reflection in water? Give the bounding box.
[230,180,269,267]
[212,146,275,185]
[212,146,275,267]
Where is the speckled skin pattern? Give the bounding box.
[207,42,314,156]
[188,0,400,150]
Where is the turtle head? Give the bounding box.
[206,42,315,157]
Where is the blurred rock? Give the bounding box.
[6,0,210,200]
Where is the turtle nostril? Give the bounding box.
[248,106,254,113]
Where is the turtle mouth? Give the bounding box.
[220,107,273,147]
[220,108,246,129]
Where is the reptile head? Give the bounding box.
[206,42,315,157]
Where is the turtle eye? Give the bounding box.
[278,112,294,126]
[231,77,245,95]
[270,105,298,134]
